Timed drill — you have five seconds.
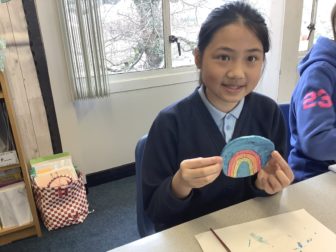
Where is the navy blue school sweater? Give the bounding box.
[288,36,336,182]
[142,89,287,231]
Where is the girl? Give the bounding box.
[142,1,294,231]
[288,3,336,182]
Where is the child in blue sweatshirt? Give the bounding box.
[288,4,336,182]
[142,2,294,232]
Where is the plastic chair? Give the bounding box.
[279,103,292,156]
[135,135,155,237]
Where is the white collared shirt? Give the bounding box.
[198,85,244,143]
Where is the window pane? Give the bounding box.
[314,0,335,41]
[101,0,164,74]
[169,0,271,68]
[169,0,226,68]
[299,0,313,52]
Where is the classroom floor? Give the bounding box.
[1,176,140,252]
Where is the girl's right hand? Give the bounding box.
[171,156,223,199]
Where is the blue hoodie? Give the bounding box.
[288,36,336,182]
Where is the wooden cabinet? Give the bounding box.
[0,72,41,245]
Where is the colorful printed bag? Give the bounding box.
[32,173,88,230]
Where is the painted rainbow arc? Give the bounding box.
[227,150,262,177]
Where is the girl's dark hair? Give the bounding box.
[331,3,336,40]
[197,1,270,57]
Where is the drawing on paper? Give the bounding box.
[195,209,336,252]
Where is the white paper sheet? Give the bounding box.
[195,209,336,252]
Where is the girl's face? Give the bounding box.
[195,21,265,113]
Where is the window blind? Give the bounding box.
[58,0,109,100]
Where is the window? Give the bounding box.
[61,0,273,94]
[101,0,227,74]
[101,0,271,74]
[299,0,335,53]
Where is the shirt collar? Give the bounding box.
[198,85,244,123]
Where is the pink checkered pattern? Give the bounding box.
[32,174,89,231]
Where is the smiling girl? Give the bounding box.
[142,1,294,232]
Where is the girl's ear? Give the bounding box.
[194,48,202,69]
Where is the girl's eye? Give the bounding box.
[247,56,258,62]
[217,55,230,61]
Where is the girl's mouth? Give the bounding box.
[222,84,245,93]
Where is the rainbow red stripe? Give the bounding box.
[227,150,262,177]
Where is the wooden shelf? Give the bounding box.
[0,163,21,171]
[0,222,38,245]
[0,72,41,244]
[0,221,34,236]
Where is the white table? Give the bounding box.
[109,172,336,252]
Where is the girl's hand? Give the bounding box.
[255,151,294,194]
[172,156,223,199]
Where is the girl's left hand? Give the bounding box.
[255,151,294,194]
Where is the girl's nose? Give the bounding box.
[227,62,245,79]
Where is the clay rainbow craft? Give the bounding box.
[221,135,275,178]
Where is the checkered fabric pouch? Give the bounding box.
[32,173,89,231]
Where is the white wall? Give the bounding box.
[278,0,303,103]
[35,0,302,174]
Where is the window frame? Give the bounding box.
[108,65,199,93]
[298,0,318,59]
[58,0,284,97]
[105,0,271,94]
[105,0,203,94]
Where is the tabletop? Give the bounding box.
[109,171,336,252]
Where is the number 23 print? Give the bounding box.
[303,89,333,109]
